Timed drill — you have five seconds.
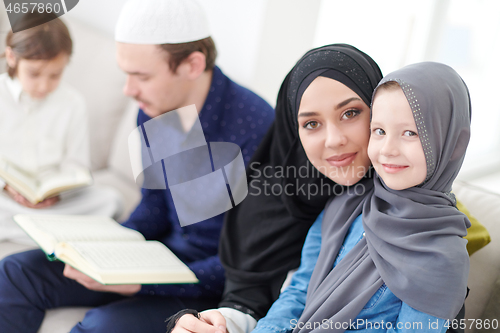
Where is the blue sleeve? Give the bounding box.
[124,189,226,298]
[124,111,173,239]
[126,106,270,299]
[138,254,225,299]
[121,188,171,240]
[386,303,447,333]
[126,192,226,298]
[252,212,324,333]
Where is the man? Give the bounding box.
[0,0,274,332]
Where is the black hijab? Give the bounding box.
[218,44,383,319]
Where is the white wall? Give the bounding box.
[63,0,324,106]
[65,0,269,99]
[2,0,499,178]
[314,0,436,75]
[198,0,268,91]
[251,0,321,105]
[64,0,125,37]
[438,0,500,178]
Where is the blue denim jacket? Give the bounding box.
[252,212,447,333]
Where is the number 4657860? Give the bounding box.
[445,319,498,330]
[6,2,62,14]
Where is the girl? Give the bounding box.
[0,13,122,242]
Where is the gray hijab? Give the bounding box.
[295,62,471,332]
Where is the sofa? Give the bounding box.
[0,14,499,333]
[453,181,500,332]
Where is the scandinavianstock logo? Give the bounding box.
[128,105,248,227]
[4,0,79,33]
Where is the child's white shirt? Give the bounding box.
[0,72,90,181]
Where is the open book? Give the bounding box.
[0,157,93,204]
[14,214,198,285]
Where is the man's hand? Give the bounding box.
[4,184,60,209]
[63,265,141,296]
[172,310,227,333]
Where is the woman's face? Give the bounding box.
[298,77,371,186]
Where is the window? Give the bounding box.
[314,0,500,179]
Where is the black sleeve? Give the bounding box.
[218,200,314,320]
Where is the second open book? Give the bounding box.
[14,214,198,285]
[0,157,93,204]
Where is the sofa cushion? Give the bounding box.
[0,241,36,260]
[452,181,500,323]
[39,307,92,333]
[93,169,141,222]
[108,101,141,186]
[458,200,491,255]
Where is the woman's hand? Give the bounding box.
[4,184,60,208]
[63,265,141,296]
[172,310,227,333]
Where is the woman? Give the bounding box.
[170,43,382,332]
[170,45,468,333]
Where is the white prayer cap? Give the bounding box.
[115,0,211,44]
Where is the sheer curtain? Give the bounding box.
[314,0,500,179]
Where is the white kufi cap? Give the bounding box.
[115,0,211,44]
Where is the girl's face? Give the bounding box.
[298,77,371,186]
[10,52,69,100]
[368,87,427,190]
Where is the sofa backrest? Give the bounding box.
[108,100,140,186]
[63,18,130,171]
[453,181,500,322]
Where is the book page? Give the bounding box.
[65,241,186,270]
[14,215,145,255]
[37,166,92,197]
[56,241,198,284]
[0,158,38,193]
